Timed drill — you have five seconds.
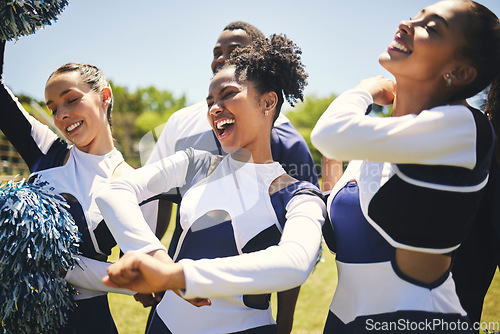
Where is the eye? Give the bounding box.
[426,26,436,32]
[68,97,79,104]
[222,91,235,100]
[51,108,57,115]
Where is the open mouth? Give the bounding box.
[66,121,83,134]
[389,40,412,54]
[215,118,235,140]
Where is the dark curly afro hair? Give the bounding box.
[226,34,308,122]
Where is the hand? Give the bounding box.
[172,289,212,308]
[356,76,396,106]
[103,251,185,293]
[134,293,161,308]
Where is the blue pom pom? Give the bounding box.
[0,0,69,41]
[0,178,81,333]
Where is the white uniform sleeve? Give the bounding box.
[311,89,477,169]
[96,150,193,254]
[180,194,325,298]
[64,256,134,295]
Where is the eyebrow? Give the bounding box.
[206,85,233,101]
[419,9,449,27]
[46,89,71,106]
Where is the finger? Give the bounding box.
[189,298,212,307]
[107,267,140,286]
[103,275,120,288]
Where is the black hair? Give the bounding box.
[460,1,500,162]
[226,34,308,122]
[223,21,265,43]
[455,1,500,100]
[47,63,113,126]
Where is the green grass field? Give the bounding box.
[108,223,500,333]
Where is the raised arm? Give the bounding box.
[0,41,63,170]
[311,87,479,169]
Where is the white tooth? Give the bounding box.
[392,41,409,53]
[67,121,81,132]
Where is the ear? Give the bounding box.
[449,64,477,86]
[101,87,112,108]
[262,91,278,114]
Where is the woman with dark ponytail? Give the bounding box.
[452,19,500,329]
[96,34,325,333]
[311,0,499,332]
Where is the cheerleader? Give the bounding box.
[97,34,326,333]
[0,41,165,333]
[310,1,499,332]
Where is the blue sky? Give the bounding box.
[4,0,500,107]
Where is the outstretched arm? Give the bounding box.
[104,194,325,298]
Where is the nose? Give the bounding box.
[53,105,70,121]
[208,101,223,116]
[212,56,226,73]
[398,19,413,36]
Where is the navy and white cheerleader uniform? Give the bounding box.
[0,82,137,334]
[141,101,320,238]
[97,148,325,334]
[311,89,494,333]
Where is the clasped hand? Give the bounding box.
[103,251,211,307]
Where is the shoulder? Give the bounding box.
[270,175,320,198]
[112,161,134,180]
[269,173,298,196]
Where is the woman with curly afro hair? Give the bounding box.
[96,34,326,334]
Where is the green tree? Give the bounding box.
[285,94,336,172]
[134,86,186,137]
[110,82,186,167]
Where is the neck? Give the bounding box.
[76,129,115,155]
[231,146,274,164]
[391,76,464,116]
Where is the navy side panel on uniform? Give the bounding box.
[271,122,319,187]
[176,216,239,261]
[59,295,118,334]
[330,181,393,264]
[368,173,485,249]
[368,106,494,250]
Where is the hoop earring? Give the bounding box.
[265,109,269,116]
[445,73,452,87]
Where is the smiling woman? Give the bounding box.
[45,63,114,154]
[0,40,144,334]
[310,0,500,332]
[96,34,326,334]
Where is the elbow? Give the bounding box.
[281,244,319,287]
[311,126,343,161]
[284,262,314,288]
